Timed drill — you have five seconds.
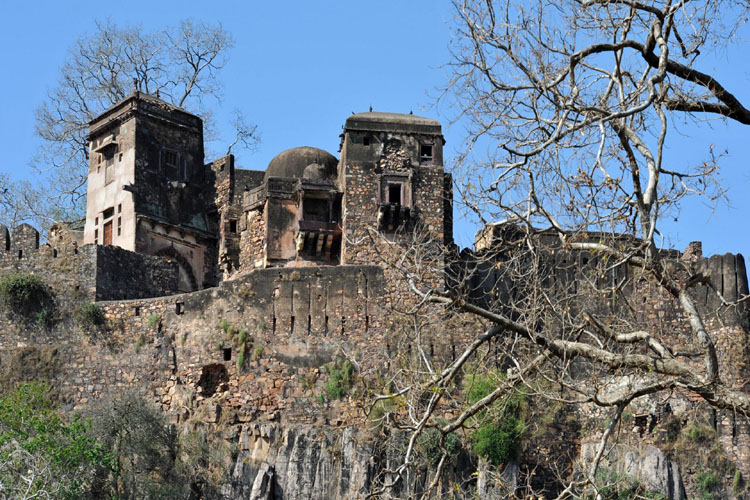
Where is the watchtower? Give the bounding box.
[84,91,217,292]
[338,112,452,287]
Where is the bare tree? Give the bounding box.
[369,0,750,497]
[32,19,244,218]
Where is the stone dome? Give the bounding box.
[265,147,338,181]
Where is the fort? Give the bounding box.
[1,91,749,498]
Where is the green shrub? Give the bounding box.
[733,470,743,493]
[465,373,498,405]
[463,373,527,466]
[0,382,112,498]
[238,328,249,344]
[135,333,146,352]
[147,314,161,327]
[0,272,55,323]
[472,416,524,466]
[686,422,716,443]
[697,469,719,499]
[220,319,230,332]
[237,342,247,369]
[75,302,106,327]
[253,343,264,360]
[418,425,462,465]
[324,360,355,399]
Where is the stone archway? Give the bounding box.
[155,246,198,293]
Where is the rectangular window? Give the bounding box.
[387,183,403,205]
[363,136,370,146]
[229,220,237,233]
[94,229,98,244]
[117,204,122,213]
[117,217,121,236]
[105,155,115,184]
[419,143,433,163]
[302,197,330,222]
[162,149,178,179]
[103,207,114,220]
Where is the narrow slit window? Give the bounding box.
[223,348,232,361]
[229,220,238,233]
[363,136,370,146]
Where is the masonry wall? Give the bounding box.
[341,130,448,309]
[0,224,179,303]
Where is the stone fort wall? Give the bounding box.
[2,219,750,495]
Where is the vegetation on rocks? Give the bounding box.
[0,272,56,325]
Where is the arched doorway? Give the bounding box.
[155,246,198,293]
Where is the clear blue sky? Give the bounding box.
[1,1,748,256]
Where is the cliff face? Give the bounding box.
[221,424,479,500]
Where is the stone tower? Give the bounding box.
[338,112,452,289]
[84,91,218,292]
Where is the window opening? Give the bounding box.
[176,302,184,315]
[229,220,238,233]
[134,306,141,317]
[162,149,179,179]
[17,250,22,259]
[363,136,370,146]
[94,229,98,243]
[223,348,232,361]
[302,197,330,222]
[103,207,114,220]
[388,183,402,205]
[118,204,122,213]
[419,143,433,162]
[117,217,121,236]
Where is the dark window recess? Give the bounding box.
[134,306,141,317]
[94,229,98,244]
[176,302,184,315]
[53,249,58,258]
[163,150,179,179]
[229,220,238,233]
[290,315,295,333]
[363,136,370,146]
[118,204,122,213]
[302,197,330,222]
[388,184,402,205]
[18,250,22,259]
[103,207,114,220]
[420,144,433,161]
[223,348,232,361]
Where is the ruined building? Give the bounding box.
[80,91,450,294]
[1,92,750,498]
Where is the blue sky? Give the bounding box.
[1,1,748,256]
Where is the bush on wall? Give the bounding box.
[0,272,56,324]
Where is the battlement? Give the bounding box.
[0,223,179,302]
